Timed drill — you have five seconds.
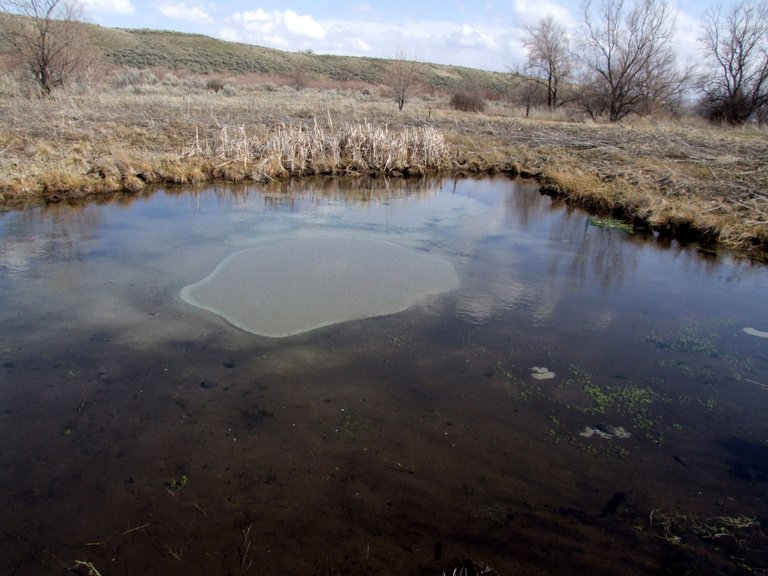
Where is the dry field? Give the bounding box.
[0,78,766,259]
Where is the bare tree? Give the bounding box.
[523,15,573,111]
[576,0,688,121]
[699,0,768,124]
[509,66,545,117]
[384,50,419,111]
[0,0,85,95]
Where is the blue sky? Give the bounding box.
[79,0,721,71]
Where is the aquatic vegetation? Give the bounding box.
[647,324,758,391]
[167,475,188,491]
[699,368,717,384]
[657,358,692,373]
[650,510,764,572]
[587,216,634,233]
[389,334,415,349]
[614,385,657,414]
[334,408,369,441]
[646,326,722,357]
[698,397,717,411]
[495,361,540,401]
[495,361,516,382]
[581,382,611,414]
[561,365,664,441]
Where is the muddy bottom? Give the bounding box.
[1,177,766,575]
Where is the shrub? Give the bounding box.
[450,89,486,112]
[206,78,225,92]
[111,68,158,89]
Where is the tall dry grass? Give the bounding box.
[193,120,449,177]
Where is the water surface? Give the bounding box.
[1,176,766,575]
[180,237,459,337]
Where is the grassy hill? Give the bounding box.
[82,26,512,95]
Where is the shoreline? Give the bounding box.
[1,88,766,260]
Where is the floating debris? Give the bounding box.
[530,366,555,380]
[580,424,631,439]
[440,559,496,576]
[743,327,768,338]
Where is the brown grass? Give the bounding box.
[0,73,766,259]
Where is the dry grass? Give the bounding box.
[190,120,449,177]
[0,74,766,259]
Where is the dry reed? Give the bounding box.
[190,120,449,177]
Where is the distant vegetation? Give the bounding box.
[80,26,513,98]
[2,0,767,124]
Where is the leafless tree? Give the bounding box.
[0,0,85,95]
[576,0,689,121]
[384,50,419,111]
[699,0,768,124]
[523,15,573,111]
[509,66,545,117]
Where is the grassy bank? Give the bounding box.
[0,79,766,259]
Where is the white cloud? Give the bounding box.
[214,7,534,71]
[673,9,705,65]
[157,2,212,24]
[352,37,372,51]
[283,10,326,40]
[81,0,134,15]
[451,24,498,49]
[513,0,573,26]
[226,8,325,48]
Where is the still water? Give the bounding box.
[1,176,766,575]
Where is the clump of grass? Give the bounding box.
[540,166,617,212]
[192,120,450,177]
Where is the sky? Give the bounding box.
[78,0,725,72]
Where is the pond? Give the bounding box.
[1,176,766,575]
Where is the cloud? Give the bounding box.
[81,0,134,15]
[451,24,499,49]
[157,2,212,24]
[283,10,326,40]
[216,7,528,71]
[673,9,705,65]
[223,8,326,49]
[513,0,573,26]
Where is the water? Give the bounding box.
[1,176,766,575]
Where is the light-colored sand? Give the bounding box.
[180,237,459,337]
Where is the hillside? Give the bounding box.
[81,25,512,95]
